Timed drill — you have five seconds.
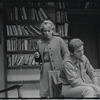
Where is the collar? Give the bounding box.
[42,36,53,43]
[66,55,84,64]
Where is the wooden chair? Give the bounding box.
[48,70,62,98]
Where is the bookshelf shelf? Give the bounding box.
[8,64,41,69]
[7,51,36,54]
[6,20,43,24]
[67,9,100,15]
[7,80,40,84]
[62,36,70,39]
[7,35,42,39]
[56,9,100,15]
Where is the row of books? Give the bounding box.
[6,25,41,36]
[7,54,36,66]
[7,38,37,51]
[7,1,55,7]
[7,7,49,21]
[56,23,68,37]
[27,1,55,7]
[56,2,66,9]
[56,11,68,22]
[7,1,99,9]
[56,1,100,9]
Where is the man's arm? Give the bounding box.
[92,76,99,86]
[84,56,99,85]
[63,61,100,94]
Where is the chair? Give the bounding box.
[48,70,62,98]
[0,84,22,98]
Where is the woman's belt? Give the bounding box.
[44,59,50,63]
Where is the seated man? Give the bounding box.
[60,38,100,98]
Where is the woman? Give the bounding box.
[35,20,69,97]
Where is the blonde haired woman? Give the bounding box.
[35,20,69,97]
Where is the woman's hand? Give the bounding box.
[34,51,40,58]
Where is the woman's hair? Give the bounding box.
[40,20,55,32]
[68,38,84,53]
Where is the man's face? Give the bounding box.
[73,45,84,60]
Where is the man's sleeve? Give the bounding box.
[84,56,97,79]
[62,61,83,87]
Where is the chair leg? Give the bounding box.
[17,87,21,98]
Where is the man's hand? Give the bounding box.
[93,85,100,96]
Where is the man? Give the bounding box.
[60,38,100,98]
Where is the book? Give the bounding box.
[64,23,68,36]
[17,55,24,65]
[11,25,16,35]
[27,26,40,36]
[65,11,68,22]
[61,25,64,37]
[8,55,12,66]
[21,26,29,35]
[39,8,48,19]
[14,54,18,66]
[9,25,14,35]
[30,8,36,20]
[12,55,15,66]
[28,55,34,65]
[38,10,44,20]
[16,55,21,65]
[30,39,37,50]
[24,39,28,50]
[7,40,10,51]
[24,54,30,65]
[34,9,40,21]
[29,25,41,35]
[12,25,18,35]
[22,7,27,20]
[24,26,34,35]
[62,2,66,9]
[16,25,23,35]
[6,25,10,36]
[58,2,62,9]
[46,2,55,7]
[56,11,61,22]
[19,8,24,20]
[14,7,18,20]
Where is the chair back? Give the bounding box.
[48,70,62,97]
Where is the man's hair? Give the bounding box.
[40,20,55,32]
[68,38,84,53]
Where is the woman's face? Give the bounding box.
[42,24,53,40]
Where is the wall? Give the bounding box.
[68,14,100,69]
[0,13,5,97]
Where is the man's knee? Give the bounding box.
[82,86,96,97]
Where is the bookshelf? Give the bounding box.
[4,0,57,98]
[55,1,69,38]
[3,0,100,98]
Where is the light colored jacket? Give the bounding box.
[60,55,97,87]
[37,36,69,70]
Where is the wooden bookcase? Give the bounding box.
[3,0,69,98]
[3,0,100,98]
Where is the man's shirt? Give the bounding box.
[60,55,97,87]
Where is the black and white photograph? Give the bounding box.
[0,0,100,99]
